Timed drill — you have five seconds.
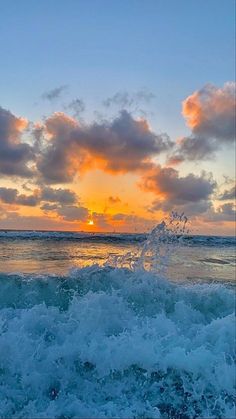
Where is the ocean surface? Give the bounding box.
[0,221,235,418]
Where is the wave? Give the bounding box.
[0,230,146,243]
[0,229,235,247]
[0,266,235,418]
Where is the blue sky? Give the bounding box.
[0,0,234,137]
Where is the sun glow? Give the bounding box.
[87,219,94,226]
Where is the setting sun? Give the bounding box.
[87,220,94,226]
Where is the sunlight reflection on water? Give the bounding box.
[0,237,235,284]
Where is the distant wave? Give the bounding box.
[0,266,235,418]
[0,230,146,243]
[0,229,235,247]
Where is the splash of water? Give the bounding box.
[106,212,189,274]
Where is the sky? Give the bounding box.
[0,0,235,234]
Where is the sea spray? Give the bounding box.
[0,216,235,418]
[106,212,189,274]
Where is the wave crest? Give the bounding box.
[0,266,235,418]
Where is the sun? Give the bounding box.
[87,219,94,226]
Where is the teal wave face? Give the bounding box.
[0,266,235,418]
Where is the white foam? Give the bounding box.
[0,266,235,418]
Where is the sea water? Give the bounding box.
[0,219,235,418]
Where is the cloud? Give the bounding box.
[42,85,68,101]
[110,213,156,232]
[108,196,121,204]
[36,113,83,183]
[168,135,217,163]
[40,187,77,205]
[40,203,59,211]
[37,110,173,183]
[37,187,88,222]
[56,205,89,222]
[169,82,235,162]
[0,212,80,231]
[141,165,216,203]
[103,89,156,109]
[88,211,156,232]
[0,186,78,207]
[91,212,112,229]
[0,187,38,206]
[65,98,85,118]
[140,165,216,216]
[0,106,34,177]
[5,185,88,223]
[16,194,39,206]
[204,203,236,222]
[0,187,17,204]
[218,185,236,201]
[183,82,235,140]
[149,199,212,217]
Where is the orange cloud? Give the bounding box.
[182,82,235,136]
[168,82,235,163]
[36,110,173,184]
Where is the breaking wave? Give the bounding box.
[0,215,235,418]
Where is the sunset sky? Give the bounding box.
[0,0,235,235]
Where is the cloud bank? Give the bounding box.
[0,81,234,231]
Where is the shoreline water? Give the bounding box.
[0,225,235,418]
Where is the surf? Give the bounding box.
[0,215,235,418]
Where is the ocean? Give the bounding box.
[0,221,235,418]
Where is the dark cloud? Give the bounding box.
[0,106,34,177]
[0,188,17,204]
[0,184,88,223]
[0,187,38,206]
[16,194,39,206]
[140,165,216,217]
[205,203,236,222]
[37,110,173,183]
[103,89,155,109]
[56,205,89,222]
[149,199,212,217]
[36,113,85,183]
[32,123,45,152]
[65,98,85,118]
[168,135,217,163]
[141,165,216,204]
[218,185,236,201]
[42,85,68,101]
[40,187,77,205]
[169,82,235,162]
[38,188,88,222]
[0,186,78,207]
[40,203,59,212]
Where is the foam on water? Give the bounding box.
[0,215,235,418]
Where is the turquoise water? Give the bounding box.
[0,228,235,418]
